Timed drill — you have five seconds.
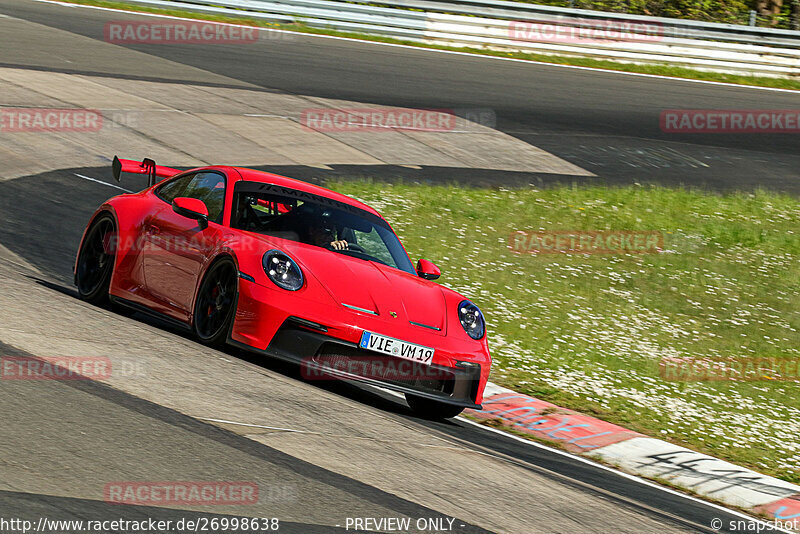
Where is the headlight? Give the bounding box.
[263,250,303,291]
[458,300,485,340]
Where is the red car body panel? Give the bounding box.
[76,163,492,406]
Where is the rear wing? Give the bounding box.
[112,156,180,187]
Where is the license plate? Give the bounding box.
[359,331,434,366]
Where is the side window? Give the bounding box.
[156,174,193,203]
[352,227,395,266]
[182,172,226,223]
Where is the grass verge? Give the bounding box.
[328,180,800,483]
[56,0,800,91]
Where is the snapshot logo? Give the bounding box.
[714,517,800,532]
[509,18,664,43]
[104,482,259,506]
[1,356,112,380]
[660,356,800,382]
[104,21,259,45]
[661,110,800,133]
[509,230,663,255]
[0,108,102,132]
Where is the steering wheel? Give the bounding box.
[346,243,366,253]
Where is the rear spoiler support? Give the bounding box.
[112,155,180,187]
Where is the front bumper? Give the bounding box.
[231,320,483,409]
[230,277,490,408]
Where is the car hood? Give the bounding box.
[285,242,448,334]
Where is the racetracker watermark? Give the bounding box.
[302,108,455,132]
[660,356,800,382]
[97,233,285,257]
[300,107,496,133]
[509,230,663,254]
[104,21,259,44]
[1,356,112,380]
[661,110,800,133]
[301,355,451,382]
[0,108,102,132]
[104,482,259,506]
[509,18,664,43]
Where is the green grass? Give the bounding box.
[327,180,800,483]
[60,0,800,92]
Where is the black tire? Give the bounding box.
[75,215,116,305]
[405,393,465,419]
[193,258,237,347]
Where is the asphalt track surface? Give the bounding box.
[0,1,796,533]
[1,0,799,192]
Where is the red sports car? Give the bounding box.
[75,157,491,418]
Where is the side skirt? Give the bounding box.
[110,295,193,332]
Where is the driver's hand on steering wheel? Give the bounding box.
[330,240,349,250]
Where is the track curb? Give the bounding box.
[466,382,800,528]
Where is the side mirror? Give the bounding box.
[416,259,441,281]
[172,197,209,229]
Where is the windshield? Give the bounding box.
[231,182,416,275]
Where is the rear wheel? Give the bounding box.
[405,393,465,419]
[76,215,116,304]
[193,258,237,347]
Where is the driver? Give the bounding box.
[304,210,349,250]
[233,194,259,231]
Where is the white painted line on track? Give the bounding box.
[74,173,133,193]
[197,417,312,433]
[243,114,293,119]
[31,0,800,94]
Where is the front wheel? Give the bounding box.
[405,393,464,419]
[76,215,116,304]
[193,258,237,347]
